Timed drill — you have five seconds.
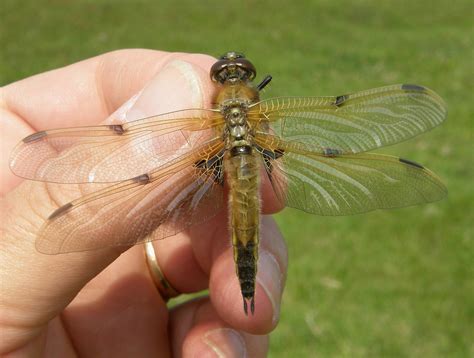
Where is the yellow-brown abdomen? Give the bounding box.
[225,149,260,315]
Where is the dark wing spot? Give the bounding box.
[335,95,348,107]
[48,202,73,220]
[194,159,206,168]
[401,84,426,92]
[132,173,151,184]
[194,151,225,186]
[255,146,285,176]
[23,131,47,143]
[274,148,284,159]
[254,145,284,160]
[323,148,341,157]
[214,167,224,186]
[206,153,224,168]
[109,124,125,135]
[263,156,272,173]
[399,157,424,169]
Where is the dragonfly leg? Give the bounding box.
[257,75,272,91]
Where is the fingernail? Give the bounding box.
[203,328,247,358]
[125,59,204,122]
[257,249,283,325]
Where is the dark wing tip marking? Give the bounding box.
[132,173,151,184]
[401,84,426,92]
[23,131,47,143]
[48,202,73,220]
[109,124,125,135]
[399,157,424,169]
[335,95,348,107]
[323,148,342,157]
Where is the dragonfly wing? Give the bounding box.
[10,109,224,183]
[249,84,447,155]
[35,140,225,254]
[257,145,447,216]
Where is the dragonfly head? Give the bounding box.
[211,52,256,85]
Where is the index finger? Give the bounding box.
[0,50,219,351]
[0,49,216,193]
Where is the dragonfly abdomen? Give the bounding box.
[225,146,260,315]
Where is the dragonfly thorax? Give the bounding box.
[223,104,251,141]
[215,67,259,149]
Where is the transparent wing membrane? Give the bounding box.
[260,150,447,216]
[35,139,225,254]
[249,84,447,155]
[10,109,223,183]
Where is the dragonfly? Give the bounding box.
[9,51,447,315]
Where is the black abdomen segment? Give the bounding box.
[230,145,252,157]
[235,239,257,315]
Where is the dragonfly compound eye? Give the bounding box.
[211,54,256,83]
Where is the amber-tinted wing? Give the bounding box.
[35,138,225,254]
[248,84,446,155]
[10,109,224,183]
[256,133,447,215]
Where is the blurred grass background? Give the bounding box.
[1,0,472,356]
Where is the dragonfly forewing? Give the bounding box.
[10,109,224,184]
[248,84,447,155]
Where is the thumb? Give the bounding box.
[0,57,216,351]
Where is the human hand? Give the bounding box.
[0,50,287,356]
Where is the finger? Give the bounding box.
[145,206,286,304]
[0,49,214,194]
[146,214,287,334]
[213,216,287,334]
[1,49,213,129]
[56,245,170,357]
[55,57,221,301]
[169,298,269,358]
[0,51,217,352]
[0,50,286,354]
[187,215,288,334]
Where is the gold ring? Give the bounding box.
[144,241,179,301]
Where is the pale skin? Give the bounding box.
[0,50,288,357]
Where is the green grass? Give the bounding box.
[1,0,472,356]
